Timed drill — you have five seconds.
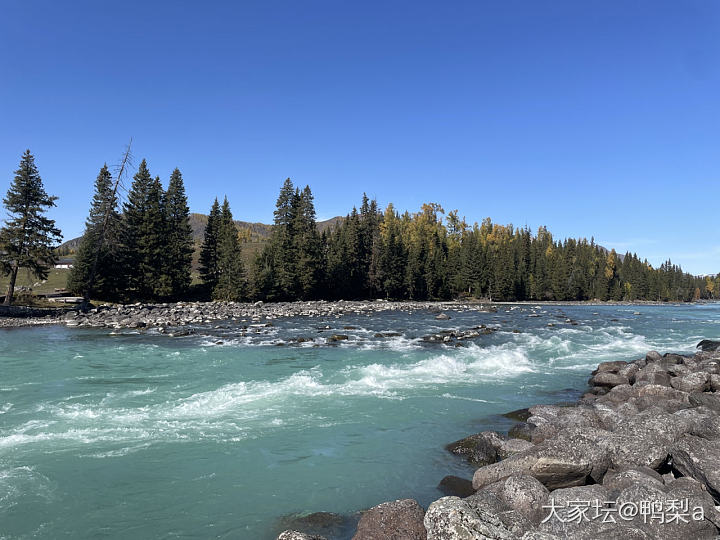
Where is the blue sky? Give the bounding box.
[1,1,718,274]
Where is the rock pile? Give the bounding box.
[279,345,720,539]
[51,300,497,329]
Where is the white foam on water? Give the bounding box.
[440,393,492,403]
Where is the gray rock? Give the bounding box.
[277,531,327,540]
[463,490,534,537]
[688,392,720,415]
[424,496,514,540]
[445,432,499,467]
[435,313,450,320]
[590,372,630,389]
[353,498,426,540]
[593,360,628,374]
[671,434,720,502]
[646,350,663,362]
[537,485,611,538]
[602,467,665,493]
[481,474,550,525]
[670,372,709,393]
[508,422,533,441]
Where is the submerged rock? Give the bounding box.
[277,532,327,540]
[437,475,475,498]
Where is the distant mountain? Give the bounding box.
[57,214,345,253]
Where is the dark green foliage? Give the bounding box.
[0,150,62,305]
[212,198,246,301]
[199,198,222,292]
[67,164,122,300]
[120,161,171,300]
[60,157,712,304]
[164,169,193,297]
[254,179,322,300]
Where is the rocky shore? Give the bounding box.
[278,343,720,539]
[0,300,498,329]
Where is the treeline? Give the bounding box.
[1,149,714,305]
[253,180,710,303]
[68,159,251,303]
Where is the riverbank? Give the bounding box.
[279,344,720,539]
[0,298,706,330]
[0,300,500,329]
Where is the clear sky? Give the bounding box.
[1,1,718,274]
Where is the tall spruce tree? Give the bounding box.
[67,164,122,300]
[164,168,193,298]
[212,197,246,301]
[120,161,169,300]
[121,159,153,298]
[255,178,298,300]
[293,185,322,299]
[145,176,170,298]
[199,198,222,293]
[0,150,62,305]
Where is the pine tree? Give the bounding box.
[199,198,222,293]
[121,159,154,299]
[144,176,170,298]
[212,197,245,301]
[293,185,322,299]
[0,150,62,305]
[255,178,299,300]
[67,164,122,300]
[164,168,193,298]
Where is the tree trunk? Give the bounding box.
[4,263,19,305]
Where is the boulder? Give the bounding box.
[671,434,720,503]
[463,490,534,537]
[670,372,709,393]
[537,485,611,538]
[601,467,665,493]
[614,480,719,539]
[481,474,550,525]
[646,350,663,362]
[663,353,686,365]
[445,432,499,467]
[278,512,351,539]
[635,365,672,387]
[353,498,426,540]
[277,532,327,540]
[473,427,606,491]
[589,372,630,389]
[710,374,720,392]
[424,496,514,540]
[592,360,628,374]
[437,476,475,498]
[435,313,451,320]
[697,339,720,352]
[508,422,533,441]
[688,392,720,415]
[502,408,531,422]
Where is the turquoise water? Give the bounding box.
[1,303,719,539]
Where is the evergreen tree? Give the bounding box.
[199,198,222,292]
[0,150,62,305]
[164,168,193,298]
[67,164,122,300]
[120,159,154,299]
[293,185,323,299]
[144,176,170,298]
[212,197,246,301]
